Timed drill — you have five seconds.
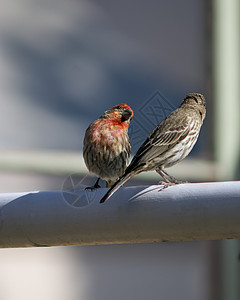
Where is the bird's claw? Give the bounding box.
[85,183,101,191]
[158,181,176,187]
[158,180,189,187]
[175,180,189,184]
[85,177,101,190]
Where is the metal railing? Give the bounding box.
[0,181,239,248]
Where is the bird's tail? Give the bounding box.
[99,172,135,203]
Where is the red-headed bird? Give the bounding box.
[83,104,134,188]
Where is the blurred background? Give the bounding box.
[0,0,240,299]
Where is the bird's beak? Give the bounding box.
[122,109,133,121]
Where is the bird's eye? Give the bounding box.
[116,106,122,110]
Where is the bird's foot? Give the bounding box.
[85,178,101,190]
[85,185,100,191]
[174,180,189,184]
[158,181,176,187]
[158,180,189,187]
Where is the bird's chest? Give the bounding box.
[89,122,127,155]
[164,133,199,167]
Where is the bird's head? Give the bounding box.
[102,103,134,124]
[181,93,206,121]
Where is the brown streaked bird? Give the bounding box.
[100,93,206,203]
[83,103,134,189]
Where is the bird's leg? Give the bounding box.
[85,177,101,190]
[160,169,188,184]
[156,169,170,183]
[161,169,180,184]
[94,177,101,188]
[156,168,174,187]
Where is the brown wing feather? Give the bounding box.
[130,112,191,167]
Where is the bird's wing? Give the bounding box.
[131,116,191,163]
[150,126,189,146]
